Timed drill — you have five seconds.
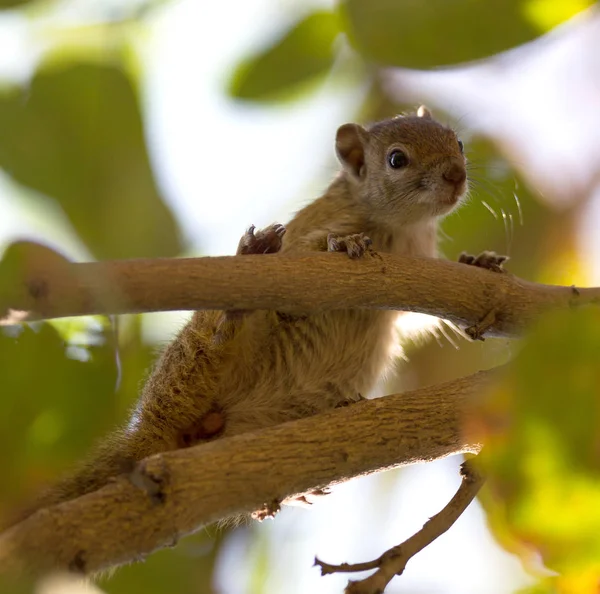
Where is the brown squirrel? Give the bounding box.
[21,106,482,519]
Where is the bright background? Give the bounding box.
[1,1,599,593]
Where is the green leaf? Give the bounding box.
[469,307,600,583]
[0,60,183,260]
[0,320,118,516]
[228,10,340,102]
[340,0,594,68]
[0,0,32,8]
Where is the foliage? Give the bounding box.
[470,307,600,592]
[0,0,597,592]
[0,59,182,260]
[228,10,340,102]
[227,0,593,101]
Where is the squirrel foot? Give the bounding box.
[327,232,372,259]
[216,223,287,341]
[237,223,286,255]
[252,498,281,521]
[177,407,226,448]
[459,250,508,273]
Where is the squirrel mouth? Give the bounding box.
[443,189,464,205]
[448,182,468,204]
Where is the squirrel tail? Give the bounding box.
[10,427,165,526]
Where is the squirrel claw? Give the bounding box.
[217,223,288,340]
[459,250,508,273]
[327,233,372,259]
[252,499,281,521]
[238,223,286,255]
[285,488,332,509]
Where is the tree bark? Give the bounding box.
[0,369,492,577]
[1,241,598,337]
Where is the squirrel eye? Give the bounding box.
[458,140,464,153]
[388,150,409,169]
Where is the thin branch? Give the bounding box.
[315,460,485,594]
[0,369,493,577]
[2,241,599,337]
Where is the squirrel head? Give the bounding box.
[335,107,467,225]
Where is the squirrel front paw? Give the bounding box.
[327,232,372,259]
[237,223,286,255]
[216,224,287,342]
[459,250,508,273]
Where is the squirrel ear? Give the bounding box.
[335,123,368,178]
[417,105,433,119]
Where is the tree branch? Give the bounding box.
[0,369,493,577]
[1,241,598,336]
[315,459,485,594]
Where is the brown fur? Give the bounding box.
[19,109,467,521]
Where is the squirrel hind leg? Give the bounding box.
[176,406,226,448]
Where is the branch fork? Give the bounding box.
[1,244,599,589]
[315,460,485,594]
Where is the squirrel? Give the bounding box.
[18,106,482,521]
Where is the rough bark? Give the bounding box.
[1,244,598,337]
[0,369,491,577]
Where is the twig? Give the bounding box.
[0,369,493,577]
[1,241,599,337]
[315,460,485,594]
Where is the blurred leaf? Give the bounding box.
[0,574,35,594]
[523,0,594,31]
[0,0,32,7]
[518,571,600,593]
[516,580,558,594]
[0,320,118,518]
[0,60,183,259]
[228,10,340,101]
[340,0,594,68]
[468,307,600,584]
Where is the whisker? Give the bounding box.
[480,200,499,220]
[438,226,453,243]
[469,176,510,206]
[513,191,524,226]
[467,165,526,254]
[499,207,511,256]
[467,155,528,170]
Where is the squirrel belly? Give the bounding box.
[17,107,467,523]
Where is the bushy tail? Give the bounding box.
[10,428,165,526]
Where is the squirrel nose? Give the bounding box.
[443,162,466,186]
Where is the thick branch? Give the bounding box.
[1,242,598,336]
[0,369,492,577]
